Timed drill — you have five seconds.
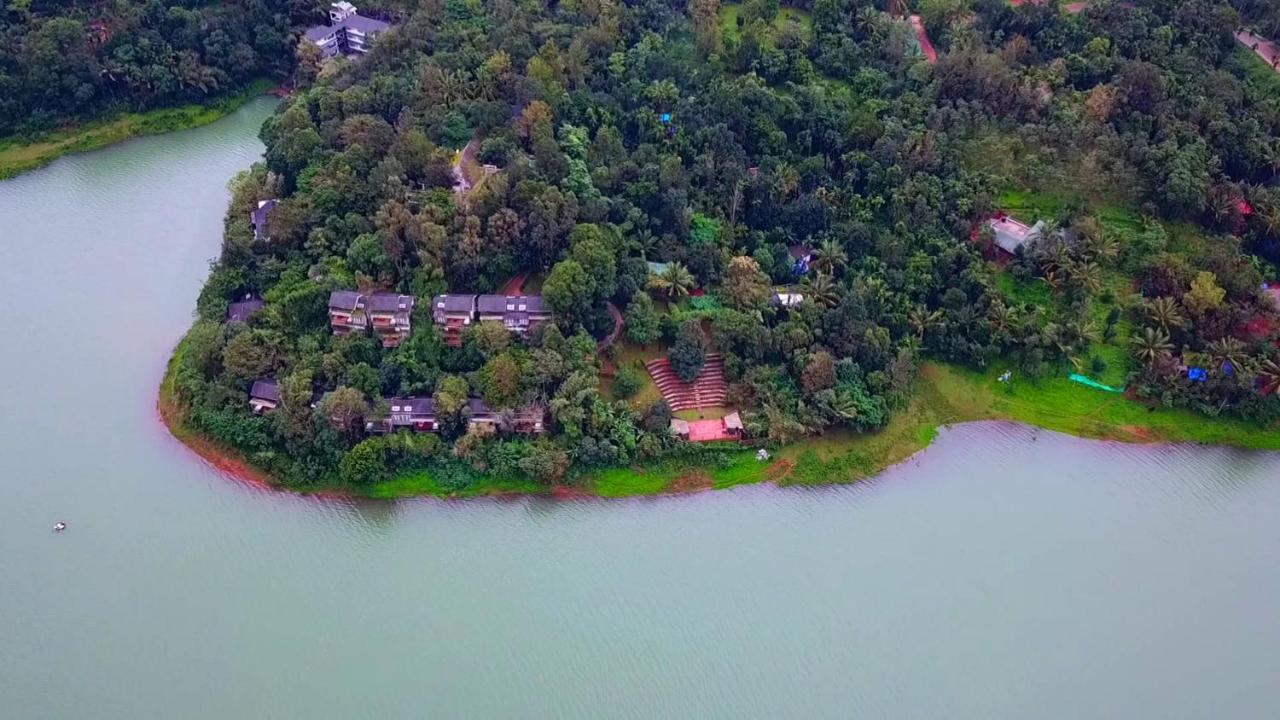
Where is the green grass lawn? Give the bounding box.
[720,3,812,45]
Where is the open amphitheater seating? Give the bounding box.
[644,354,727,411]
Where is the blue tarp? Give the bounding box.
[660,113,672,123]
[1188,367,1207,382]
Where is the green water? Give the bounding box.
[2,99,1280,718]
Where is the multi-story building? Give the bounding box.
[366,293,414,347]
[303,2,391,58]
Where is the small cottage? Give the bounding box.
[250,199,278,242]
[771,291,804,308]
[987,213,1045,257]
[248,379,279,414]
[722,412,744,437]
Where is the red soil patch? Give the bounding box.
[668,472,714,493]
[1119,425,1161,442]
[156,395,277,492]
[909,16,937,65]
[763,458,796,483]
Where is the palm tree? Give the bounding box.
[812,238,847,275]
[648,262,695,300]
[1206,337,1249,373]
[908,305,944,341]
[857,6,884,35]
[1067,259,1103,295]
[1083,232,1119,263]
[1130,327,1173,366]
[1258,357,1280,395]
[800,271,839,307]
[1143,296,1185,333]
[987,301,1020,340]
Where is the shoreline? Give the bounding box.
[0,80,278,181]
[158,339,1280,500]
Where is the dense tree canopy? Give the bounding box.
[169,0,1280,489]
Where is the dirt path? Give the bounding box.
[451,138,481,195]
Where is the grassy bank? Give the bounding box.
[0,79,276,180]
[160,326,1280,500]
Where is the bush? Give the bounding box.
[1090,355,1108,375]
[613,366,644,398]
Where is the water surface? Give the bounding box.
[2,99,1280,719]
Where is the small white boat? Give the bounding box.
[53,522,67,532]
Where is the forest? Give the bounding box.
[165,0,1280,491]
[0,0,317,137]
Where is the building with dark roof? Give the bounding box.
[249,379,280,414]
[366,293,414,347]
[328,290,367,336]
[367,396,437,434]
[226,296,264,323]
[250,199,278,241]
[464,398,497,430]
[304,2,391,58]
[476,295,552,335]
[432,294,477,347]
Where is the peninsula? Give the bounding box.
[164,0,1280,498]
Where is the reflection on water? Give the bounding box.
[2,100,1280,719]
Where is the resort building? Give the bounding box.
[366,293,415,347]
[366,397,437,434]
[226,295,264,323]
[250,199,277,241]
[304,2,391,58]
[465,398,499,432]
[432,294,478,347]
[987,213,1045,257]
[248,379,279,414]
[476,295,552,335]
[432,294,553,345]
[328,290,368,336]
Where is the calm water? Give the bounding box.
[3,100,1280,719]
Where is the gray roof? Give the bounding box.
[329,290,363,311]
[477,295,546,315]
[304,12,389,42]
[304,24,337,41]
[226,298,264,323]
[250,379,279,403]
[433,294,475,314]
[465,398,495,418]
[343,14,390,33]
[989,217,1045,255]
[386,397,435,418]
[366,293,414,314]
[250,199,277,239]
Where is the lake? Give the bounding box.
[2,99,1280,719]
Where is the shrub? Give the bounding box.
[613,366,644,398]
